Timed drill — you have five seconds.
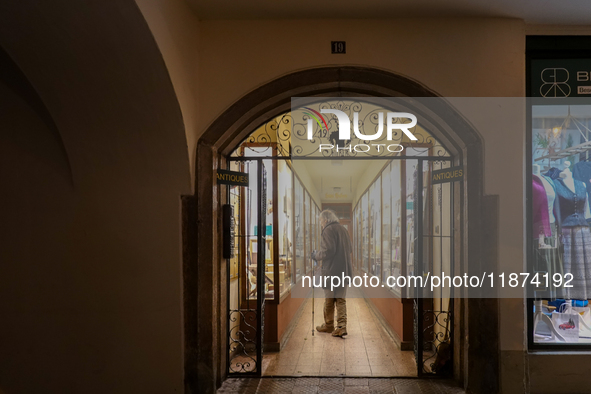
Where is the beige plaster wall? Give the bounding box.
[135,0,200,191]
[197,18,525,132]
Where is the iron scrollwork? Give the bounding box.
[228,309,258,373]
[232,99,450,159]
[421,310,453,375]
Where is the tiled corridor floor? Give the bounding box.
[262,298,416,377]
[217,377,465,393]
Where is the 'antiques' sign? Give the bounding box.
[432,167,463,184]
[217,170,249,187]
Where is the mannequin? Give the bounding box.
[533,164,556,247]
[554,160,591,300]
[560,161,576,193]
[533,162,564,300]
[559,161,591,220]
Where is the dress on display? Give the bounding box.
[573,161,591,198]
[554,177,591,300]
[532,175,551,238]
[533,174,563,299]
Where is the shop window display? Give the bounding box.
[531,104,591,344]
[230,138,320,305]
[369,179,382,278]
[353,204,360,272]
[304,192,311,275]
[352,160,406,295]
[350,149,440,298]
[526,42,591,346]
[312,204,319,273]
[229,161,242,281]
[405,159,417,278]
[381,167,392,283]
[277,160,293,296]
[294,178,304,281]
[361,193,369,273]
[239,149,275,300]
[390,161,402,296]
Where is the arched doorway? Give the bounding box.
[187,67,495,393]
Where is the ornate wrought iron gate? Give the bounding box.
[226,160,267,376]
[413,158,454,377]
[222,99,458,378]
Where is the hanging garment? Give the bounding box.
[573,161,591,201]
[554,177,591,299]
[533,175,551,238]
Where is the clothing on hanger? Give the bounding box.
[533,175,551,237]
[574,161,591,201]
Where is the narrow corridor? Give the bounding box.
[262,298,416,377]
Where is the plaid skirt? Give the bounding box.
[562,225,591,300]
[534,224,564,299]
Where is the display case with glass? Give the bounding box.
[390,161,402,296]
[312,204,318,273]
[304,191,311,276]
[263,159,274,299]
[382,166,392,283]
[355,208,360,272]
[369,180,382,278]
[229,161,242,281]
[361,193,369,273]
[277,159,293,297]
[351,161,404,295]
[236,151,275,301]
[294,177,304,282]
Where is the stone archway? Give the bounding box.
[187,67,495,394]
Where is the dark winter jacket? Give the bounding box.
[315,221,353,282]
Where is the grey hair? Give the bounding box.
[319,209,339,226]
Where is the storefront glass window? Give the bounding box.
[382,166,392,284]
[277,160,293,296]
[527,43,591,346]
[390,161,402,296]
[294,177,304,282]
[263,159,275,299]
[530,103,591,344]
[312,203,318,272]
[405,159,417,277]
[369,179,382,278]
[362,193,369,273]
[304,192,311,275]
